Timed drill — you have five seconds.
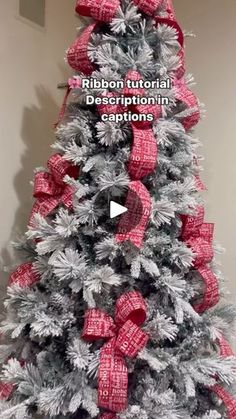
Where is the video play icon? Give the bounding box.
[110,201,128,219]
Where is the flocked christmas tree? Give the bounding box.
[1,0,236,418]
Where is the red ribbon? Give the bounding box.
[210,385,236,419]
[207,335,236,418]
[97,70,159,181]
[67,23,97,74]
[100,413,116,419]
[174,78,200,131]
[181,206,219,313]
[115,181,152,248]
[76,0,165,21]
[55,77,82,128]
[29,154,79,226]
[0,382,14,400]
[9,263,40,288]
[82,291,149,415]
[217,335,234,357]
[163,0,176,19]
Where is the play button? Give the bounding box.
[110,201,128,219]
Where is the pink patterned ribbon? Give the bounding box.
[207,335,236,418]
[82,291,149,416]
[29,154,79,226]
[67,22,97,74]
[115,181,152,248]
[0,382,14,400]
[217,335,234,357]
[55,77,82,128]
[9,262,40,287]
[163,0,176,19]
[76,0,164,21]
[181,206,219,313]
[174,78,200,131]
[210,385,236,419]
[97,71,159,180]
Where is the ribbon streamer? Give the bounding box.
[82,291,149,415]
[55,77,82,128]
[175,48,186,80]
[174,78,200,131]
[97,70,159,180]
[217,334,234,357]
[211,385,236,419]
[115,181,151,248]
[29,154,79,226]
[67,23,97,74]
[181,206,219,313]
[9,263,40,288]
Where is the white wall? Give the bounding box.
[174,0,236,315]
[0,0,78,300]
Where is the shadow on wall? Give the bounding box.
[0,64,70,311]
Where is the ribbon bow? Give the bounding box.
[29,154,79,226]
[82,291,149,416]
[181,206,219,313]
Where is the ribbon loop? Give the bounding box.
[67,23,97,74]
[82,291,148,415]
[116,319,148,358]
[115,181,152,248]
[76,0,120,22]
[29,154,79,226]
[133,0,162,16]
[180,206,219,313]
[82,309,116,341]
[115,290,147,326]
[33,172,61,199]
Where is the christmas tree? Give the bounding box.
[1,0,236,418]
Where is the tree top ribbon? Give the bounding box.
[75,0,168,22]
[181,206,219,313]
[29,154,79,226]
[82,291,149,415]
